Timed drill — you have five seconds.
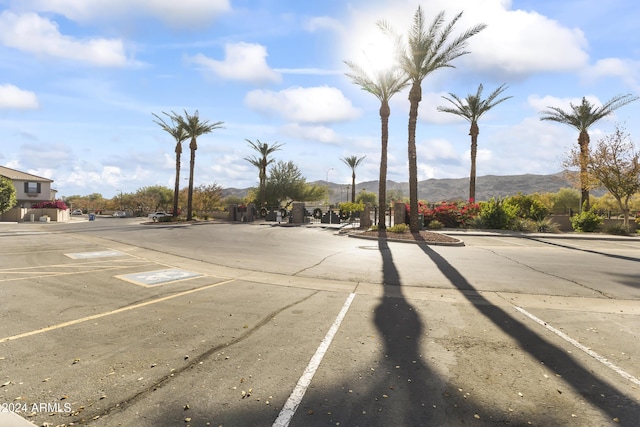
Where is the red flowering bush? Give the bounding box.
[406,201,480,228]
[33,200,69,210]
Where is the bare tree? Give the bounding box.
[565,124,640,229]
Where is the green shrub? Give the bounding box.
[478,197,516,229]
[570,210,603,232]
[427,220,444,230]
[388,223,409,233]
[505,193,549,221]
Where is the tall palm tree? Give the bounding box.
[344,62,409,230]
[437,84,511,203]
[539,94,638,211]
[244,139,284,206]
[380,7,486,232]
[341,155,367,203]
[170,110,224,221]
[152,112,189,217]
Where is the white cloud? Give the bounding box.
[528,94,606,114]
[244,86,360,123]
[583,58,640,91]
[11,0,231,28]
[341,0,589,78]
[0,11,128,66]
[305,16,344,34]
[190,43,281,84]
[281,123,342,144]
[0,84,39,109]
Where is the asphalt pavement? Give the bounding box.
[1,218,638,426]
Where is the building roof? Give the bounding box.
[0,165,53,182]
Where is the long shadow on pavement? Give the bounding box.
[417,240,640,425]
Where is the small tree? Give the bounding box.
[0,176,17,214]
[356,190,377,205]
[264,160,326,206]
[586,125,640,228]
[552,188,581,214]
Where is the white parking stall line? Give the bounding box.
[115,269,203,287]
[513,306,640,387]
[65,250,128,259]
[272,292,356,427]
[0,279,235,344]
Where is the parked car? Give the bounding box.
[71,209,83,215]
[148,212,168,220]
[112,211,126,217]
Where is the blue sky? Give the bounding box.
[1,0,639,199]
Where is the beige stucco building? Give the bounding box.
[0,165,67,222]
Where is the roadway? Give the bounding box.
[0,217,638,426]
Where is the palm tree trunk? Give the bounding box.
[407,82,421,233]
[187,138,197,221]
[469,122,479,203]
[259,168,266,206]
[578,131,590,211]
[351,172,356,203]
[173,143,181,217]
[378,101,390,230]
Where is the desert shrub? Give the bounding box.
[604,223,629,235]
[427,220,444,230]
[478,197,516,229]
[466,216,485,229]
[509,218,537,232]
[369,224,379,231]
[570,210,603,232]
[535,218,560,233]
[388,223,409,233]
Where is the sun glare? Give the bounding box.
[349,29,397,73]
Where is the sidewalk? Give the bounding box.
[443,228,640,241]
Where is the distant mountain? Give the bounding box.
[222,172,589,204]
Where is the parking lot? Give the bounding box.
[1,219,639,426]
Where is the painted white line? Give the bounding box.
[513,306,640,387]
[0,279,235,344]
[272,292,356,427]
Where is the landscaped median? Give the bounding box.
[347,226,465,246]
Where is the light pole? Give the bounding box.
[326,168,334,224]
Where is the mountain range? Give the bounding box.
[222,172,594,204]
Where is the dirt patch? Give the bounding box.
[353,229,461,244]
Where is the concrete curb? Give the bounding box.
[346,232,465,247]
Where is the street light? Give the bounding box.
[326,168,334,224]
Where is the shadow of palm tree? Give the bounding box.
[416,240,640,425]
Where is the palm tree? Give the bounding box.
[341,155,367,203]
[244,139,284,206]
[437,84,511,203]
[540,94,638,211]
[152,112,189,217]
[344,62,409,230]
[170,110,224,221]
[380,7,486,232]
